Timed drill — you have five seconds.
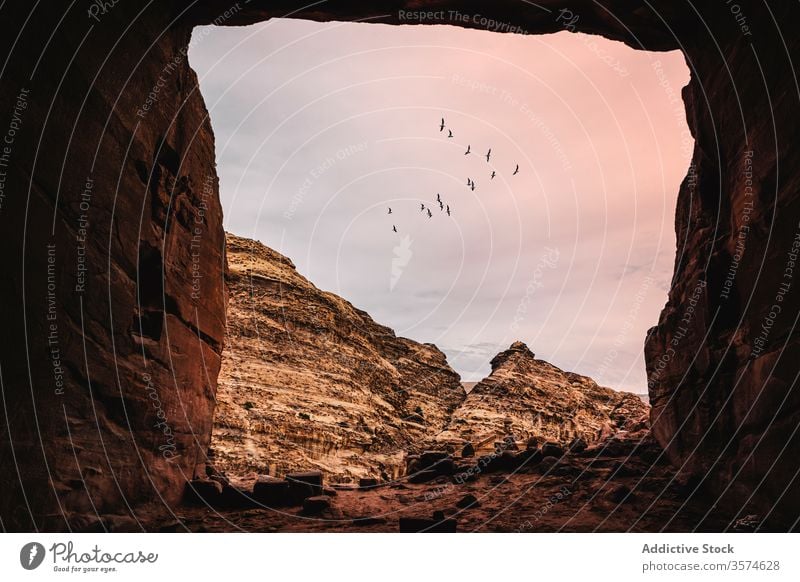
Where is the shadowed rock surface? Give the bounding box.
[432,342,649,453]
[212,234,465,482]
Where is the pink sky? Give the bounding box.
[190,19,692,393]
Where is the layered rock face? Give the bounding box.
[1,1,799,529]
[212,234,464,482]
[433,342,648,453]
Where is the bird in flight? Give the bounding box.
[388,207,392,214]
[439,118,445,132]
[486,148,492,162]
[447,129,453,138]
[420,203,425,211]
[470,180,476,191]
[437,193,441,203]
[392,225,397,233]
[438,200,444,211]
[446,205,451,216]
[513,164,519,175]
[464,145,471,155]
[427,208,433,218]
[491,170,496,180]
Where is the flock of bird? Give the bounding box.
[388,116,519,233]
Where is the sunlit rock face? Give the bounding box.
[431,341,649,453]
[1,1,798,529]
[212,234,465,483]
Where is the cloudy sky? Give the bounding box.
[189,18,692,394]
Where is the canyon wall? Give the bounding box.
[1,1,798,529]
[214,233,464,483]
[0,3,226,530]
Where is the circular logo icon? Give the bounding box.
[19,542,45,570]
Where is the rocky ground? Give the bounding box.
[125,427,752,533]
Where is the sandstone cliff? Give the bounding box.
[212,233,465,482]
[433,342,649,453]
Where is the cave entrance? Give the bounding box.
[187,18,691,482]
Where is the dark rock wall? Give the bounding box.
[0,4,226,530]
[643,4,800,526]
[1,1,798,529]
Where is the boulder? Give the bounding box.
[496,451,520,471]
[252,475,290,507]
[477,454,498,473]
[541,442,565,458]
[455,494,479,509]
[302,495,332,515]
[525,436,541,451]
[184,479,223,506]
[219,484,257,509]
[286,471,324,504]
[408,469,439,484]
[601,437,636,457]
[414,451,455,475]
[514,449,542,469]
[434,457,456,475]
[568,437,588,453]
[538,456,559,473]
[209,474,230,488]
[419,450,449,467]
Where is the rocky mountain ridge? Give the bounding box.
[214,234,649,484]
[432,341,649,454]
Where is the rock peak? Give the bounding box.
[432,342,650,452]
[490,341,534,371]
[508,340,532,354]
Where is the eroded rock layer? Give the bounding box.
[212,234,465,482]
[433,342,649,453]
